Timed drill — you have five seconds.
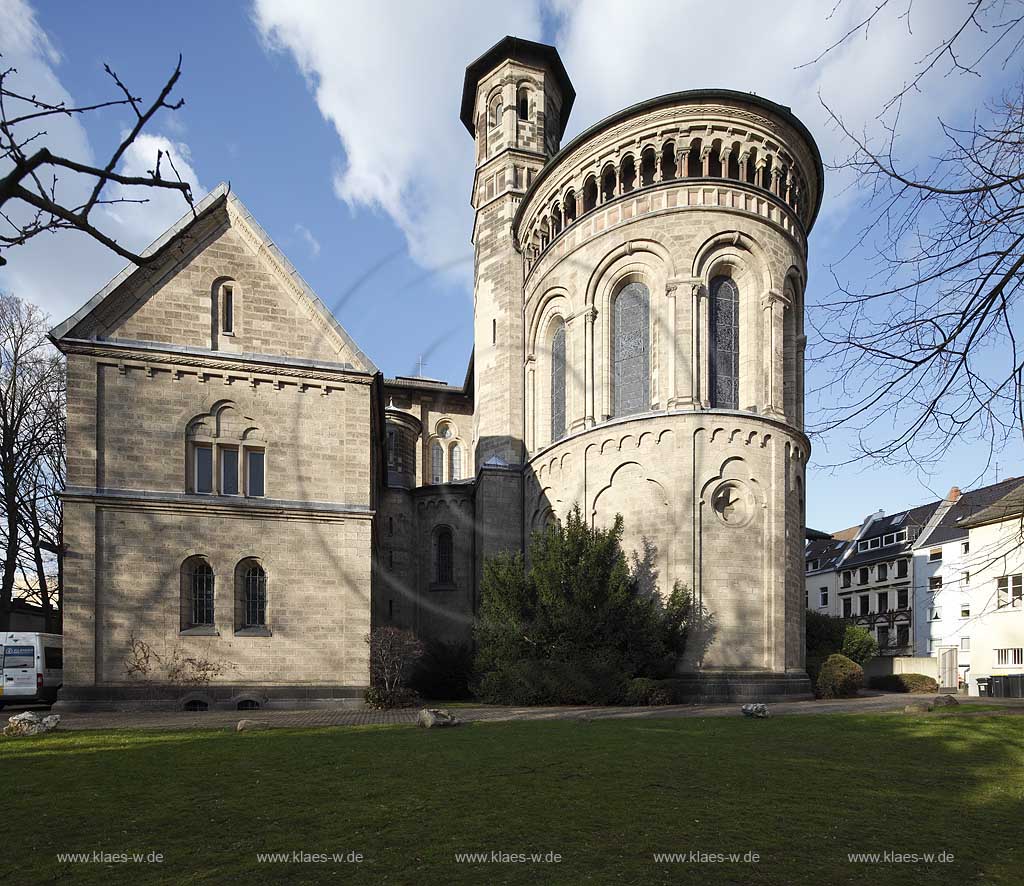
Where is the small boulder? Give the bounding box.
[932,694,959,708]
[4,710,60,737]
[236,719,269,732]
[417,708,462,728]
[741,703,770,719]
[903,702,932,714]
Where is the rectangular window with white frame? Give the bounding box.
[997,574,1022,608]
[842,597,852,618]
[961,540,969,555]
[819,588,828,608]
[961,637,970,652]
[896,559,908,578]
[929,548,942,562]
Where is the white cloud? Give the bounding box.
[0,0,204,324]
[102,133,204,248]
[294,223,320,257]
[551,0,1009,226]
[252,0,544,278]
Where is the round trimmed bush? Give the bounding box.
[816,653,864,699]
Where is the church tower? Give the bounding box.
[460,38,575,574]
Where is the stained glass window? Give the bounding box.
[612,282,650,416]
[550,321,566,441]
[709,276,739,409]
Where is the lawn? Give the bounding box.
[4,712,1022,885]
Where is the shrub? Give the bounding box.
[868,673,939,694]
[842,625,879,666]
[365,627,424,709]
[816,654,864,699]
[477,657,627,706]
[364,686,419,709]
[625,677,675,706]
[409,641,474,700]
[805,654,828,686]
[806,610,848,660]
[474,506,710,706]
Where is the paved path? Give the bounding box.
[7,693,1022,733]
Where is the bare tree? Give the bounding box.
[13,357,64,631]
[0,294,63,630]
[0,54,193,267]
[803,1,1024,471]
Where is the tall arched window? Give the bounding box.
[550,321,566,441]
[434,527,454,586]
[612,282,650,417]
[449,443,462,482]
[517,86,529,120]
[709,275,740,410]
[431,441,444,484]
[190,561,214,627]
[243,564,267,627]
[489,95,503,127]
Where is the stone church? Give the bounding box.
[52,37,821,710]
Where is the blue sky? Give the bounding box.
[2,0,1020,531]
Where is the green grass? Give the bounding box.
[4,713,1023,885]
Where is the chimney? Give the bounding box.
[948,486,961,501]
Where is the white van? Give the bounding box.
[0,632,62,707]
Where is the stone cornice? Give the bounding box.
[59,338,374,386]
[63,486,374,522]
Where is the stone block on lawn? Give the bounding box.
[903,702,932,714]
[4,711,61,737]
[741,703,770,718]
[236,719,269,732]
[932,695,959,708]
[417,708,462,728]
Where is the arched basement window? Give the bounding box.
[449,443,463,482]
[709,276,740,410]
[612,282,650,417]
[550,321,566,441]
[431,441,444,484]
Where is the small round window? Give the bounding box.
[711,481,753,528]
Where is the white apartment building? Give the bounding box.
[914,479,1024,695]
[807,476,1024,695]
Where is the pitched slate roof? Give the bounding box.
[840,500,940,569]
[805,537,850,571]
[959,478,1024,530]
[49,183,377,375]
[924,477,1024,543]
